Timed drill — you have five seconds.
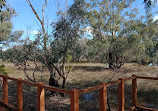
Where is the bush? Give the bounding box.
[0,65,7,75]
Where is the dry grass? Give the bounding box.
[1,61,158,110]
[3,62,158,87]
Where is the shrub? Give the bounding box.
[0,65,7,75]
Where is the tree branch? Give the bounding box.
[23,59,36,82]
[26,0,43,26]
[42,0,47,24]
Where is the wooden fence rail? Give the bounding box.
[0,74,157,111]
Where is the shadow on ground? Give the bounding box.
[73,66,108,72]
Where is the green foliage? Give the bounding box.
[66,51,72,63]
[0,65,7,75]
[86,38,110,62]
[71,39,87,62]
[0,0,16,43]
[83,0,158,68]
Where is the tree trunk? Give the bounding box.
[48,64,60,88]
[62,76,66,89]
[107,52,125,69]
[48,63,67,97]
[58,76,67,97]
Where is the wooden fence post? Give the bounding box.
[132,75,137,108]
[70,89,79,111]
[118,78,125,111]
[37,82,45,111]
[17,78,23,111]
[100,83,107,111]
[3,76,8,104]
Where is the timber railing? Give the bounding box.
[0,74,158,111]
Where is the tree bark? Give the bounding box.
[48,64,60,88]
[107,52,125,69]
[62,76,66,89]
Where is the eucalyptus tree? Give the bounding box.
[0,0,18,44]
[142,17,158,65]
[0,0,23,76]
[86,38,110,62]
[141,0,158,64]
[67,39,86,62]
[18,0,86,88]
[84,0,141,69]
[49,0,86,88]
[0,0,22,56]
[83,0,158,67]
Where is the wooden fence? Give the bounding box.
[0,74,158,111]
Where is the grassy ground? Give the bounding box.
[0,61,158,110]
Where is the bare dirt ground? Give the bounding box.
[0,62,158,110]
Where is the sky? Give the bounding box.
[8,0,74,40]
[7,0,158,40]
